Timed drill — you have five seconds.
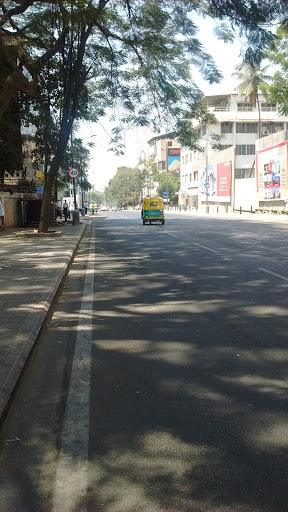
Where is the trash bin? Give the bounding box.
[80,208,85,216]
[72,210,80,225]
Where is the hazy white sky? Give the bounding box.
[79,16,244,190]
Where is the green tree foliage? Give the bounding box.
[105,167,141,208]
[155,173,180,206]
[233,60,272,137]
[262,26,288,116]
[88,187,104,206]
[204,0,287,65]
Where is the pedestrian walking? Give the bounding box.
[0,199,5,231]
[63,200,69,223]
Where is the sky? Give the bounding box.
[78,16,245,191]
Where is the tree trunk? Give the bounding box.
[37,25,92,232]
[38,119,72,232]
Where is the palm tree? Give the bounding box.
[233,61,272,138]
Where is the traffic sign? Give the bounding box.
[204,182,210,189]
[68,167,80,179]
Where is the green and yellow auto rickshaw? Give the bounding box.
[141,196,165,225]
[89,203,98,215]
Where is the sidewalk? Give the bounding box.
[0,218,89,423]
[170,208,288,224]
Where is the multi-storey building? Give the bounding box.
[147,132,181,174]
[144,132,181,202]
[180,93,288,212]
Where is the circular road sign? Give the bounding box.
[68,167,80,179]
[204,182,210,189]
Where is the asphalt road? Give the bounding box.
[1,210,288,512]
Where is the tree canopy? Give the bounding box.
[262,26,288,116]
[105,166,141,208]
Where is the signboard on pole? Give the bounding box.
[68,167,80,179]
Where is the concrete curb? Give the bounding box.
[0,223,87,422]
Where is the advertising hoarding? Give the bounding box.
[256,142,288,200]
[167,148,180,173]
[199,161,231,202]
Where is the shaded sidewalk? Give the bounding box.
[0,220,89,422]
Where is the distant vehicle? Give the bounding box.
[89,203,98,215]
[100,205,109,211]
[111,206,117,211]
[141,196,165,225]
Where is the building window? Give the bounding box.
[261,103,277,111]
[189,173,192,181]
[261,122,284,135]
[193,171,198,181]
[237,103,253,111]
[236,144,255,155]
[167,141,173,146]
[185,154,188,163]
[185,175,188,183]
[236,123,258,133]
[235,168,255,179]
[182,156,185,164]
[221,122,233,133]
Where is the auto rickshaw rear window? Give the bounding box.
[150,202,158,206]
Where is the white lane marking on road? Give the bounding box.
[164,231,178,237]
[52,229,94,512]
[259,267,288,282]
[194,243,218,253]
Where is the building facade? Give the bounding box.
[147,132,181,174]
[180,94,288,212]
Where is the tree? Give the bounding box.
[262,26,288,116]
[88,187,104,206]
[105,167,141,208]
[233,61,272,138]
[155,172,180,206]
